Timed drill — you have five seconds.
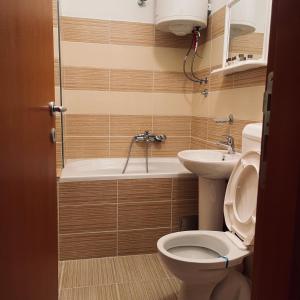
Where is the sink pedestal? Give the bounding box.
[198,177,226,231]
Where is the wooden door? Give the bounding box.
[0,0,58,299]
[252,0,300,299]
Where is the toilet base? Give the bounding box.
[179,282,216,300]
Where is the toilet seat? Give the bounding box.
[224,150,260,247]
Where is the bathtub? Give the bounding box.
[60,157,194,182]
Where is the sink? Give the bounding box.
[178,149,241,231]
[178,150,241,179]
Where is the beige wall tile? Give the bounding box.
[63,66,109,91]
[153,116,191,137]
[118,179,172,203]
[59,204,117,234]
[191,117,208,140]
[63,90,112,114]
[59,231,117,260]
[65,114,109,136]
[208,87,265,121]
[210,73,234,91]
[153,93,193,116]
[111,21,154,47]
[154,71,194,94]
[192,92,209,117]
[118,228,171,256]
[211,35,224,68]
[207,118,230,143]
[110,115,152,136]
[61,42,112,69]
[118,202,171,230]
[65,136,109,159]
[109,92,154,115]
[230,32,264,56]
[152,137,191,157]
[230,119,254,150]
[110,69,153,93]
[61,17,110,44]
[59,180,117,206]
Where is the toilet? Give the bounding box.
[157,124,262,300]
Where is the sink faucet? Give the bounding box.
[217,135,235,154]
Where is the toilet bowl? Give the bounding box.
[157,150,260,300]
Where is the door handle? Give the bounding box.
[49,101,67,115]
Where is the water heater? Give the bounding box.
[155,0,209,36]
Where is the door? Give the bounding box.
[0,0,58,299]
[252,0,300,299]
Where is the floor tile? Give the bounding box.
[60,285,119,300]
[61,257,116,288]
[113,254,168,284]
[117,279,178,300]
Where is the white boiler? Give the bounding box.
[155,0,209,36]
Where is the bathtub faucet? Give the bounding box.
[122,131,167,174]
[134,131,167,143]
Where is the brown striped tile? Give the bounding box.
[65,114,109,136]
[63,66,109,91]
[230,32,264,56]
[154,71,194,93]
[65,136,109,159]
[61,17,110,44]
[172,200,198,232]
[191,137,207,150]
[153,116,191,137]
[110,69,153,92]
[118,228,171,256]
[110,115,152,136]
[109,137,148,158]
[154,29,192,48]
[56,142,63,170]
[59,231,117,260]
[118,178,172,203]
[191,116,208,140]
[207,118,230,143]
[118,202,171,230]
[59,180,117,206]
[117,279,178,300]
[172,178,198,201]
[152,137,191,157]
[59,204,117,234]
[212,7,226,39]
[113,254,168,283]
[234,67,267,88]
[61,257,116,288]
[60,285,119,300]
[111,21,154,47]
[210,73,234,91]
[56,115,62,142]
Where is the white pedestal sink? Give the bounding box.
[178,150,241,231]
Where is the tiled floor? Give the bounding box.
[59,253,181,300]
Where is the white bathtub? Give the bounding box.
[60,157,194,182]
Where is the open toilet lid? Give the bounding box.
[224,151,260,246]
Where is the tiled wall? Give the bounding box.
[53,0,266,168]
[58,177,198,260]
[191,2,266,150]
